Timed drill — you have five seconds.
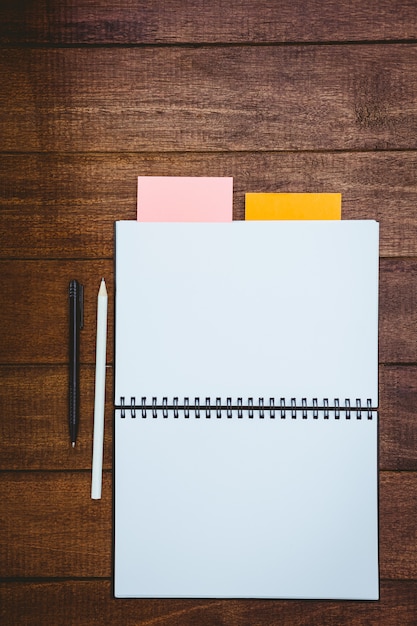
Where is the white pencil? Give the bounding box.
[91,278,108,499]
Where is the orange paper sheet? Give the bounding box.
[245,193,341,220]
[137,176,233,221]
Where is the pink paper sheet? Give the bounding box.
[137,176,233,221]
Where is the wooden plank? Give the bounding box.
[0,154,129,260]
[0,366,113,470]
[2,46,417,152]
[1,0,417,44]
[379,473,417,579]
[0,364,415,472]
[0,581,417,626]
[0,260,113,365]
[379,259,417,363]
[380,366,417,470]
[0,473,112,578]
[0,259,414,364]
[0,472,415,579]
[2,151,417,258]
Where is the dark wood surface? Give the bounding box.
[1,2,416,624]
[2,46,417,153]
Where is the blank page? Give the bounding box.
[115,410,378,599]
[115,220,379,407]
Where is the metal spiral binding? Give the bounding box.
[344,398,352,419]
[291,397,296,419]
[116,396,376,419]
[302,398,307,419]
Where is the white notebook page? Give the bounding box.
[115,220,379,406]
[114,220,379,599]
[115,410,378,599]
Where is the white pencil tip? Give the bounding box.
[98,279,108,296]
[72,441,76,448]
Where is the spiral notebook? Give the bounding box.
[114,220,379,600]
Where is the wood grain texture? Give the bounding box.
[0,473,112,578]
[0,366,113,470]
[2,151,417,258]
[0,365,415,472]
[0,472,415,580]
[1,0,417,44]
[2,46,417,152]
[379,259,417,363]
[0,259,414,364]
[1,581,417,626]
[0,261,113,365]
[380,366,417,470]
[379,473,417,579]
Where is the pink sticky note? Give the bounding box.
[137,176,233,221]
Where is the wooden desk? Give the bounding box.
[1,2,416,623]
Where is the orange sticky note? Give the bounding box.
[245,193,341,220]
[137,176,233,221]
